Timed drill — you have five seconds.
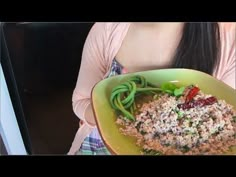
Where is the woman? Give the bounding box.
[68,22,235,155]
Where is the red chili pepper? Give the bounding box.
[177,96,217,110]
[185,86,200,102]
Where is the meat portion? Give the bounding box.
[116,90,236,155]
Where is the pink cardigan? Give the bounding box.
[68,23,236,155]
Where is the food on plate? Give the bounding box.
[110,75,236,155]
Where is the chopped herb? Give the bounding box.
[177,111,184,119]
[142,148,162,155]
[182,146,190,153]
[154,151,162,155]
[142,149,151,153]
[185,130,193,135]
[233,116,236,123]
[173,108,179,112]
[212,131,220,136]
[165,143,170,147]
[174,108,184,120]
[186,117,191,122]
[211,116,216,120]
[153,132,160,138]
[189,121,193,127]
[135,122,142,131]
[140,130,147,135]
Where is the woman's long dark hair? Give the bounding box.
[172,23,220,75]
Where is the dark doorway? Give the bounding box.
[2,22,94,154]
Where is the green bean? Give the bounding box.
[123,96,134,109]
[110,75,165,121]
[110,88,127,109]
[120,81,136,105]
[114,94,134,120]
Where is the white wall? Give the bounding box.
[0,64,27,155]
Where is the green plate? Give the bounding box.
[91,69,236,155]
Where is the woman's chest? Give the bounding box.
[115,31,180,73]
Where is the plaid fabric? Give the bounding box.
[108,59,123,77]
[76,137,111,155]
[77,59,123,155]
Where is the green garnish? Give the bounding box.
[177,111,184,119]
[161,82,177,95]
[174,108,184,119]
[182,146,190,153]
[161,83,185,97]
[174,86,186,97]
[142,149,162,155]
[135,122,142,131]
[233,116,236,123]
[140,130,146,135]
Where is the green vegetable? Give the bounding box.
[142,148,162,155]
[177,111,184,119]
[174,108,184,119]
[174,86,185,97]
[233,116,236,123]
[165,143,170,147]
[135,122,142,131]
[212,131,220,136]
[161,82,177,94]
[140,130,146,135]
[182,146,190,153]
[161,83,186,97]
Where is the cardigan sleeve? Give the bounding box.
[72,23,108,121]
